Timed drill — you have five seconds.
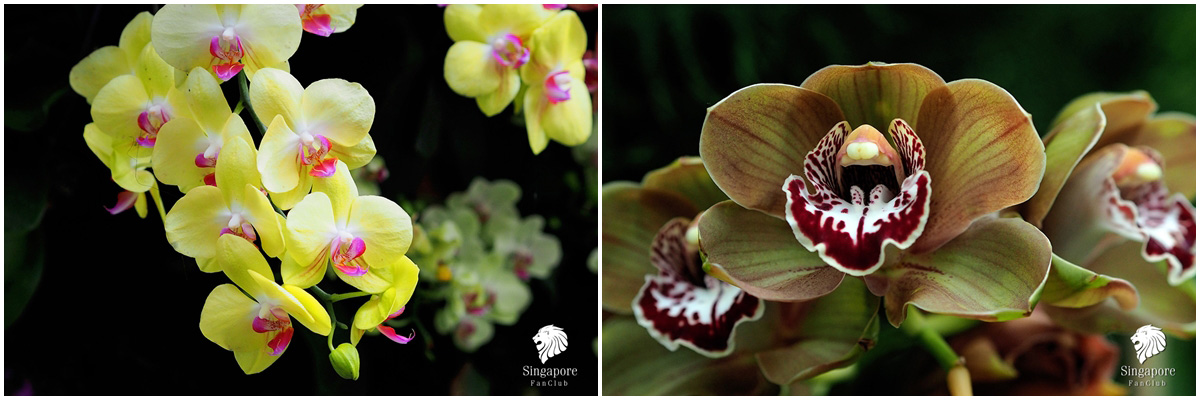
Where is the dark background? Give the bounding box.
[5,4,597,395]
[603,4,1197,181]
[603,4,1195,396]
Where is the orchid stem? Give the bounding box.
[330,291,371,302]
[901,306,972,396]
[310,285,338,352]
[237,71,265,137]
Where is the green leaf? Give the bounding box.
[5,231,44,328]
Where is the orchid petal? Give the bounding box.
[602,317,771,395]
[117,12,154,65]
[182,66,232,132]
[601,183,697,312]
[164,185,228,259]
[632,272,763,358]
[150,5,224,73]
[83,123,114,170]
[280,249,326,288]
[282,284,332,336]
[1042,254,1138,310]
[911,79,1044,254]
[248,68,305,129]
[1132,113,1196,199]
[541,79,593,146]
[91,74,150,147]
[300,78,375,147]
[234,5,303,70]
[151,117,210,191]
[331,133,377,169]
[311,160,358,223]
[1051,91,1156,152]
[284,192,337,268]
[1023,103,1105,227]
[444,41,501,98]
[257,115,303,193]
[699,84,846,217]
[346,196,413,278]
[443,4,485,42]
[475,69,520,117]
[243,184,285,258]
[216,234,276,293]
[523,84,550,154]
[1042,145,1141,262]
[524,9,586,73]
[799,62,946,130]
[641,156,729,212]
[199,283,263,353]
[69,46,130,104]
[215,136,260,207]
[698,201,844,301]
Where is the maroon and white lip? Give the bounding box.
[632,217,762,357]
[783,119,932,276]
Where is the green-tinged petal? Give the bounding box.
[699,84,846,217]
[118,12,154,66]
[699,201,845,302]
[151,4,223,72]
[152,117,210,191]
[217,234,276,293]
[753,279,881,384]
[322,4,361,33]
[134,192,148,218]
[135,43,175,98]
[199,283,261,351]
[380,256,420,315]
[235,4,303,69]
[1041,254,1138,310]
[1040,145,1131,262]
[280,249,325,288]
[527,10,586,70]
[602,316,773,395]
[197,257,220,273]
[877,217,1052,327]
[339,267,392,294]
[1051,91,1157,152]
[249,68,305,128]
[312,161,358,223]
[300,78,374,147]
[243,185,285,257]
[955,336,1019,382]
[1022,103,1105,227]
[269,176,311,211]
[109,139,155,193]
[444,4,485,42]
[282,284,332,336]
[488,269,531,325]
[523,85,550,154]
[183,66,232,131]
[257,115,303,193]
[642,156,729,211]
[480,4,554,38]
[353,296,384,330]
[1132,113,1196,198]
[244,269,316,331]
[475,69,519,116]
[69,46,130,104]
[542,79,593,146]
[285,191,337,267]
[83,123,114,170]
[332,133,376,169]
[455,317,495,352]
[164,186,228,259]
[911,79,1045,254]
[601,183,697,312]
[444,41,502,98]
[233,344,280,375]
[91,74,150,145]
[347,196,413,272]
[215,136,260,206]
[799,62,946,130]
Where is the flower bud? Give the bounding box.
[329,343,361,380]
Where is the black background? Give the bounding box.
[5,4,597,395]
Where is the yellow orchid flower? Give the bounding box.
[520,10,592,154]
[164,136,285,272]
[443,4,555,116]
[153,67,255,192]
[297,4,362,36]
[200,235,331,375]
[249,68,377,210]
[90,43,188,158]
[281,161,412,294]
[349,256,420,345]
[151,4,302,82]
[82,123,165,220]
[68,11,152,103]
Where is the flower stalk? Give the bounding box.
[900,305,972,396]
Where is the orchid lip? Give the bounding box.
[545,71,572,104]
[331,235,367,276]
[491,33,530,68]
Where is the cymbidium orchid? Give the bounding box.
[83,123,164,220]
[519,10,593,154]
[200,235,332,374]
[151,4,302,82]
[281,161,413,294]
[152,67,254,192]
[68,11,152,104]
[249,68,377,210]
[164,136,285,272]
[349,256,420,345]
[296,4,362,37]
[443,4,554,117]
[698,63,1052,326]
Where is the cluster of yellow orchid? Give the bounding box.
[443,4,595,154]
[69,5,420,379]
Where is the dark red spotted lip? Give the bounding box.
[631,272,763,358]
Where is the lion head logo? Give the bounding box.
[533,325,567,364]
[1131,324,1167,364]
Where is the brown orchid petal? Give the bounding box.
[1131,113,1196,199]
[877,217,1052,327]
[601,183,698,313]
[642,156,730,212]
[911,79,1044,254]
[699,201,845,302]
[1052,91,1157,152]
[699,84,846,217]
[1023,103,1106,228]
[799,62,947,130]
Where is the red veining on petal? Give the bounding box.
[545,71,572,104]
[105,191,140,215]
[649,217,706,286]
[887,118,926,176]
[378,325,416,344]
[491,34,530,68]
[632,272,762,357]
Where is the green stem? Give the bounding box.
[310,285,337,352]
[237,71,265,136]
[900,306,960,371]
[330,291,371,302]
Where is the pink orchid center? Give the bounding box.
[543,4,567,10]
[464,290,496,316]
[298,4,334,36]
[136,104,170,147]
[219,213,258,244]
[194,142,220,168]
[298,132,338,177]
[513,251,534,280]
[209,29,245,82]
[491,34,530,69]
[544,71,572,104]
[330,233,367,276]
[251,305,293,356]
